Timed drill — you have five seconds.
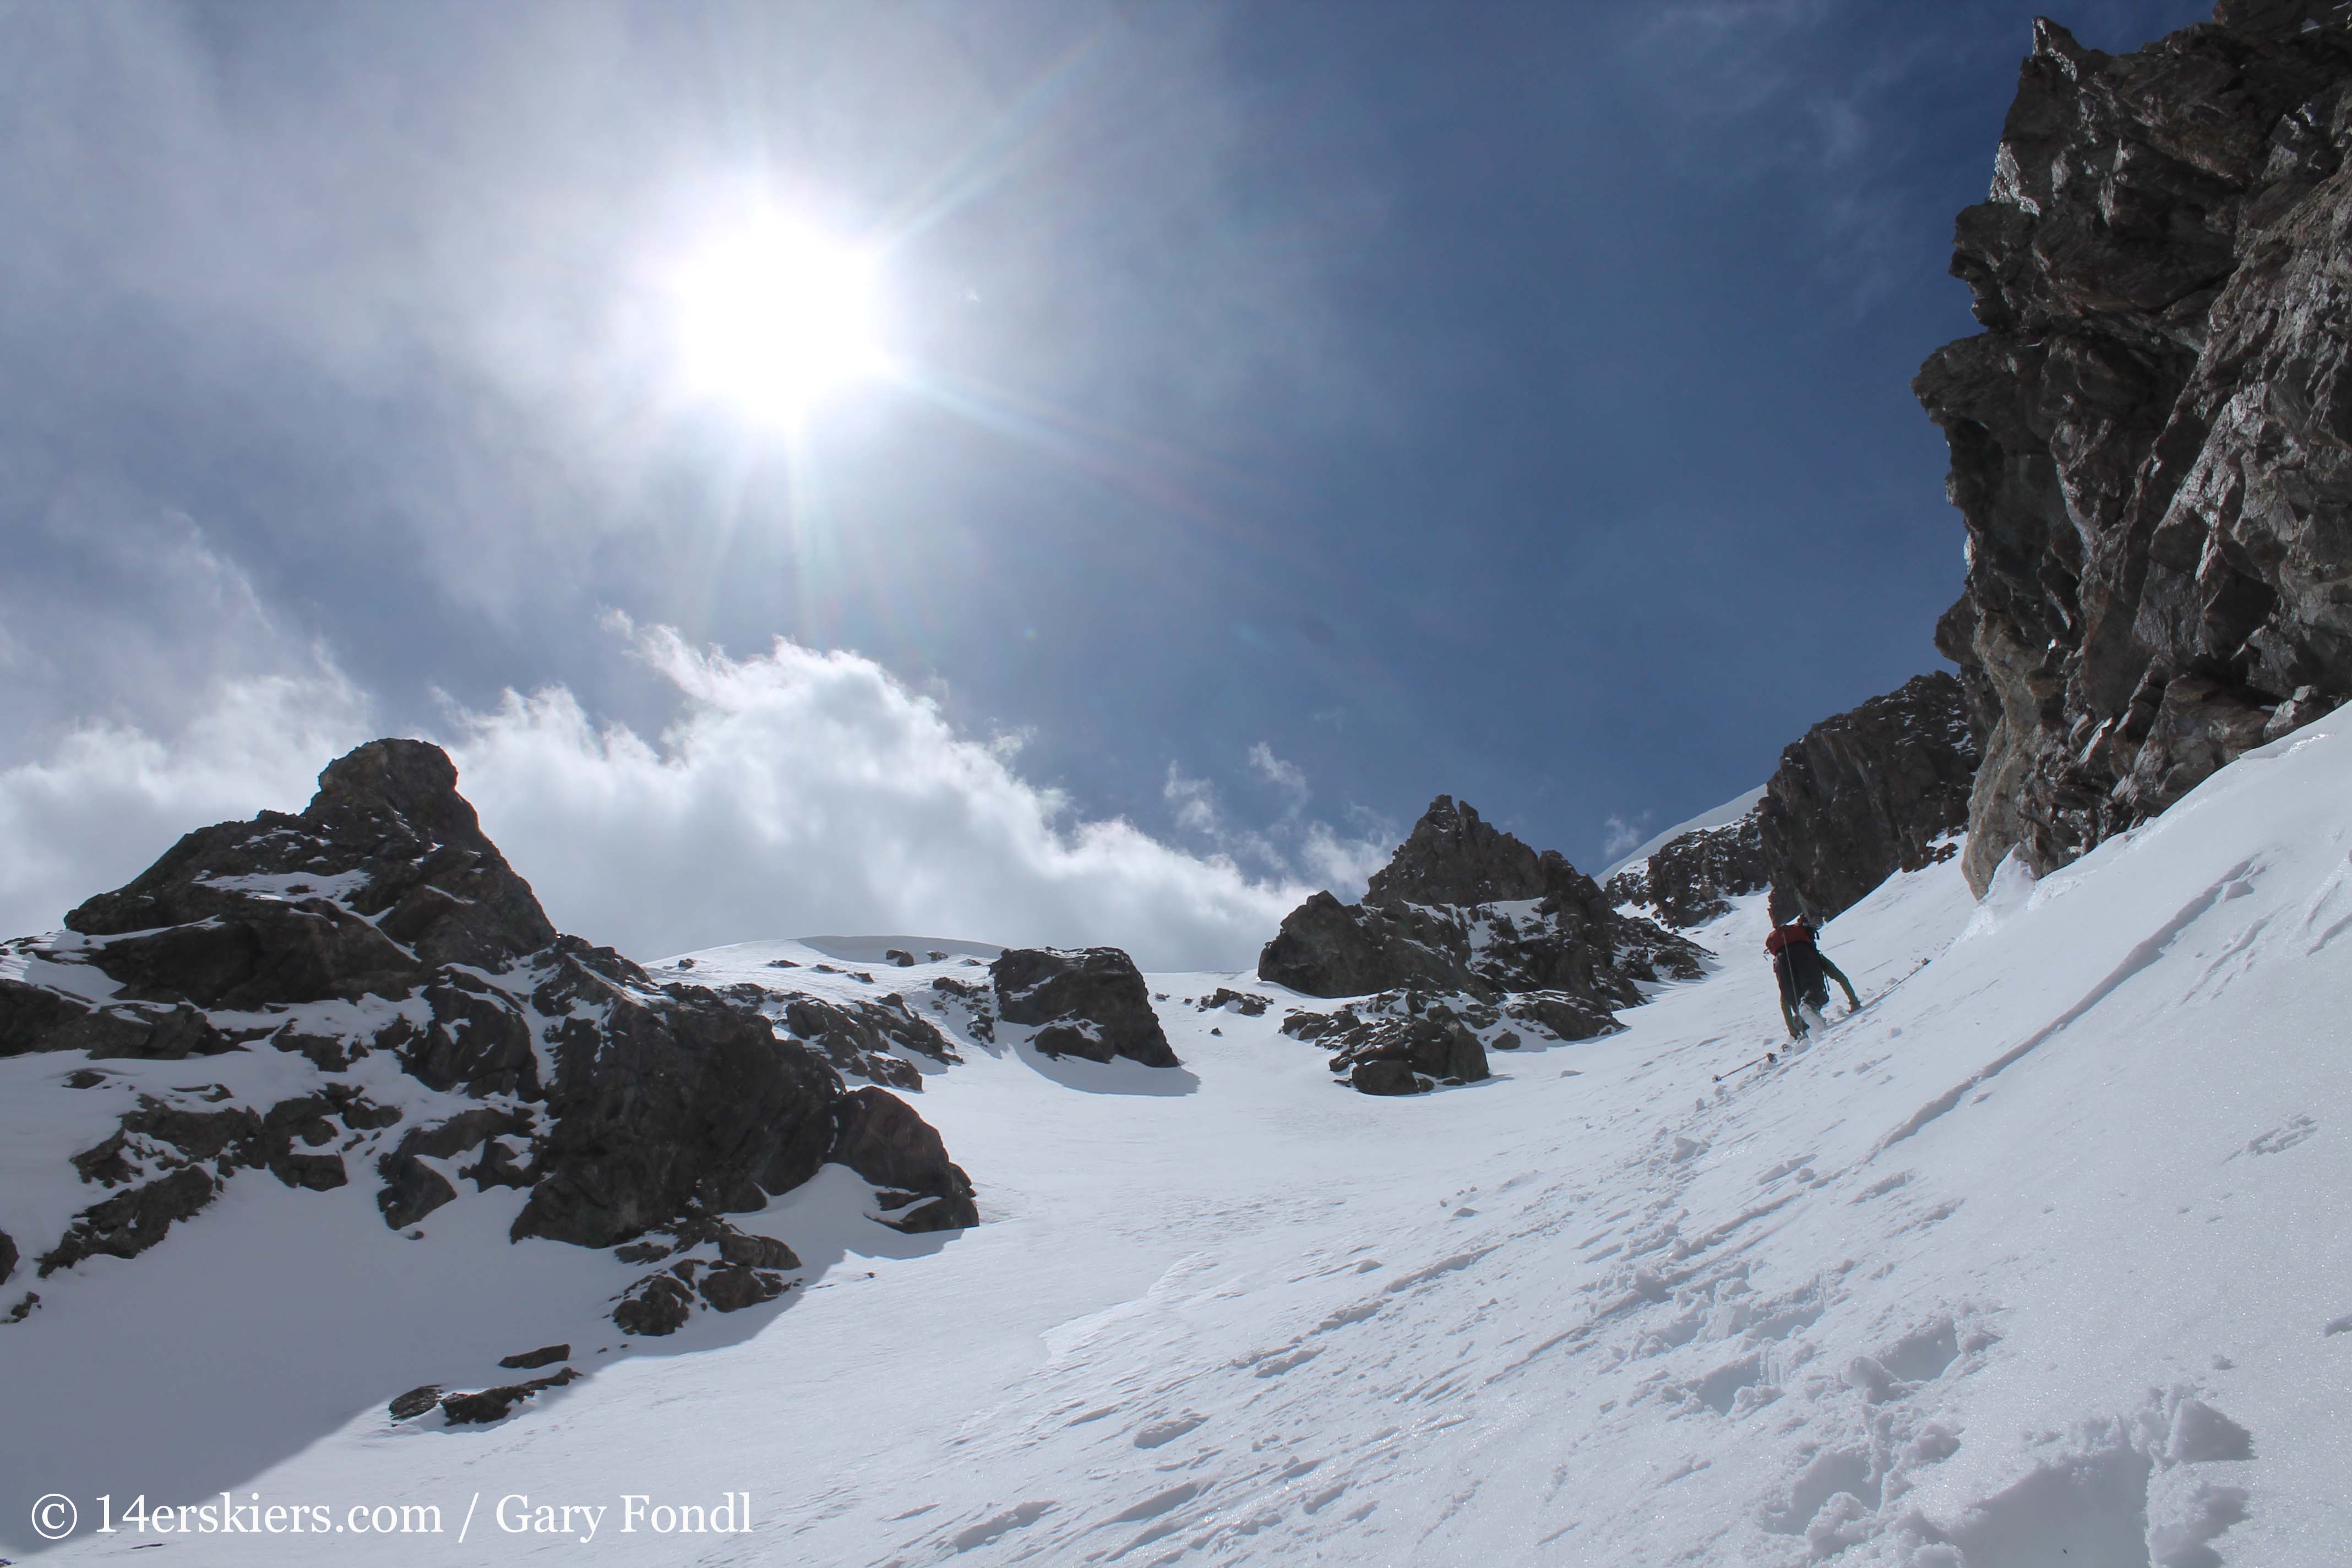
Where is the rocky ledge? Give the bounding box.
[0,739,976,1338]
[1261,797,1706,1094]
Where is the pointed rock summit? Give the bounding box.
[1363,794,1571,907]
[1260,798,1705,1095]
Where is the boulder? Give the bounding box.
[388,1385,443,1420]
[612,1273,696,1337]
[1196,988,1271,1016]
[1350,1060,1427,1096]
[1322,1000,1491,1093]
[715,1229,800,1271]
[1756,674,1980,921]
[698,1265,787,1313]
[829,1087,979,1232]
[990,946,1179,1068]
[439,1368,577,1425]
[1915,8,2352,892]
[498,1344,571,1371]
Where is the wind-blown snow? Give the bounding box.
[9,716,2352,1564]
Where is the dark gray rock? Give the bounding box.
[1503,992,1622,1042]
[0,980,243,1061]
[829,1087,979,1232]
[990,946,1178,1068]
[498,1344,571,1371]
[388,1385,443,1420]
[1256,890,1474,999]
[377,1109,531,1229]
[1917,7,2352,892]
[780,993,957,1092]
[38,1167,217,1276]
[440,1368,577,1425]
[1757,674,1980,921]
[613,1273,696,1337]
[0,1228,14,1286]
[1196,988,1271,1016]
[1349,1059,1428,1096]
[1258,797,1706,1011]
[512,987,841,1249]
[1602,863,1651,910]
[1363,794,1561,905]
[715,1229,800,1271]
[884,949,916,967]
[1261,798,1710,1093]
[64,739,557,1007]
[698,1265,787,1313]
[1642,811,1771,928]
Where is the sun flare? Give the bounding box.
[669,216,884,424]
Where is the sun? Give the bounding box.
[669,216,885,424]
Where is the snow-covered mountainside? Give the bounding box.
[7,702,2346,1564]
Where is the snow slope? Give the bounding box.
[10,715,2352,1565]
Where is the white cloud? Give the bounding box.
[0,620,1401,970]
[1600,812,1656,862]
[443,627,1372,968]
[1162,764,1223,836]
[1247,742,1309,803]
[0,670,373,939]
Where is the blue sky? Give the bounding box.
[0,0,2215,961]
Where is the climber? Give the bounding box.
[1765,887,1858,1039]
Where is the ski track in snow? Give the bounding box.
[6,721,2352,1564]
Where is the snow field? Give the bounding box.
[8,716,2352,1565]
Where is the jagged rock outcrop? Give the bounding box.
[1917,3,2352,893]
[989,946,1179,1068]
[1756,673,1981,922]
[1608,810,1771,928]
[0,739,976,1339]
[1260,798,1706,1093]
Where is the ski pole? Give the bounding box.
[1712,1050,1778,1083]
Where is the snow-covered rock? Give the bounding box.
[0,740,977,1360]
[1259,797,1706,1093]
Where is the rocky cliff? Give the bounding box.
[0,740,976,1344]
[1917,1,2352,893]
[1260,797,1706,1093]
[1606,812,1770,928]
[1757,672,1980,922]
[1604,674,1977,928]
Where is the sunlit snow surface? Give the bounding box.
[10,718,2352,1564]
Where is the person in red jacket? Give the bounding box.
[1765,887,1858,1039]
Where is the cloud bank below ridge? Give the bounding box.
[0,623,1386,972]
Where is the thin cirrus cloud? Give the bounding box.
[0,618,1385,972]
